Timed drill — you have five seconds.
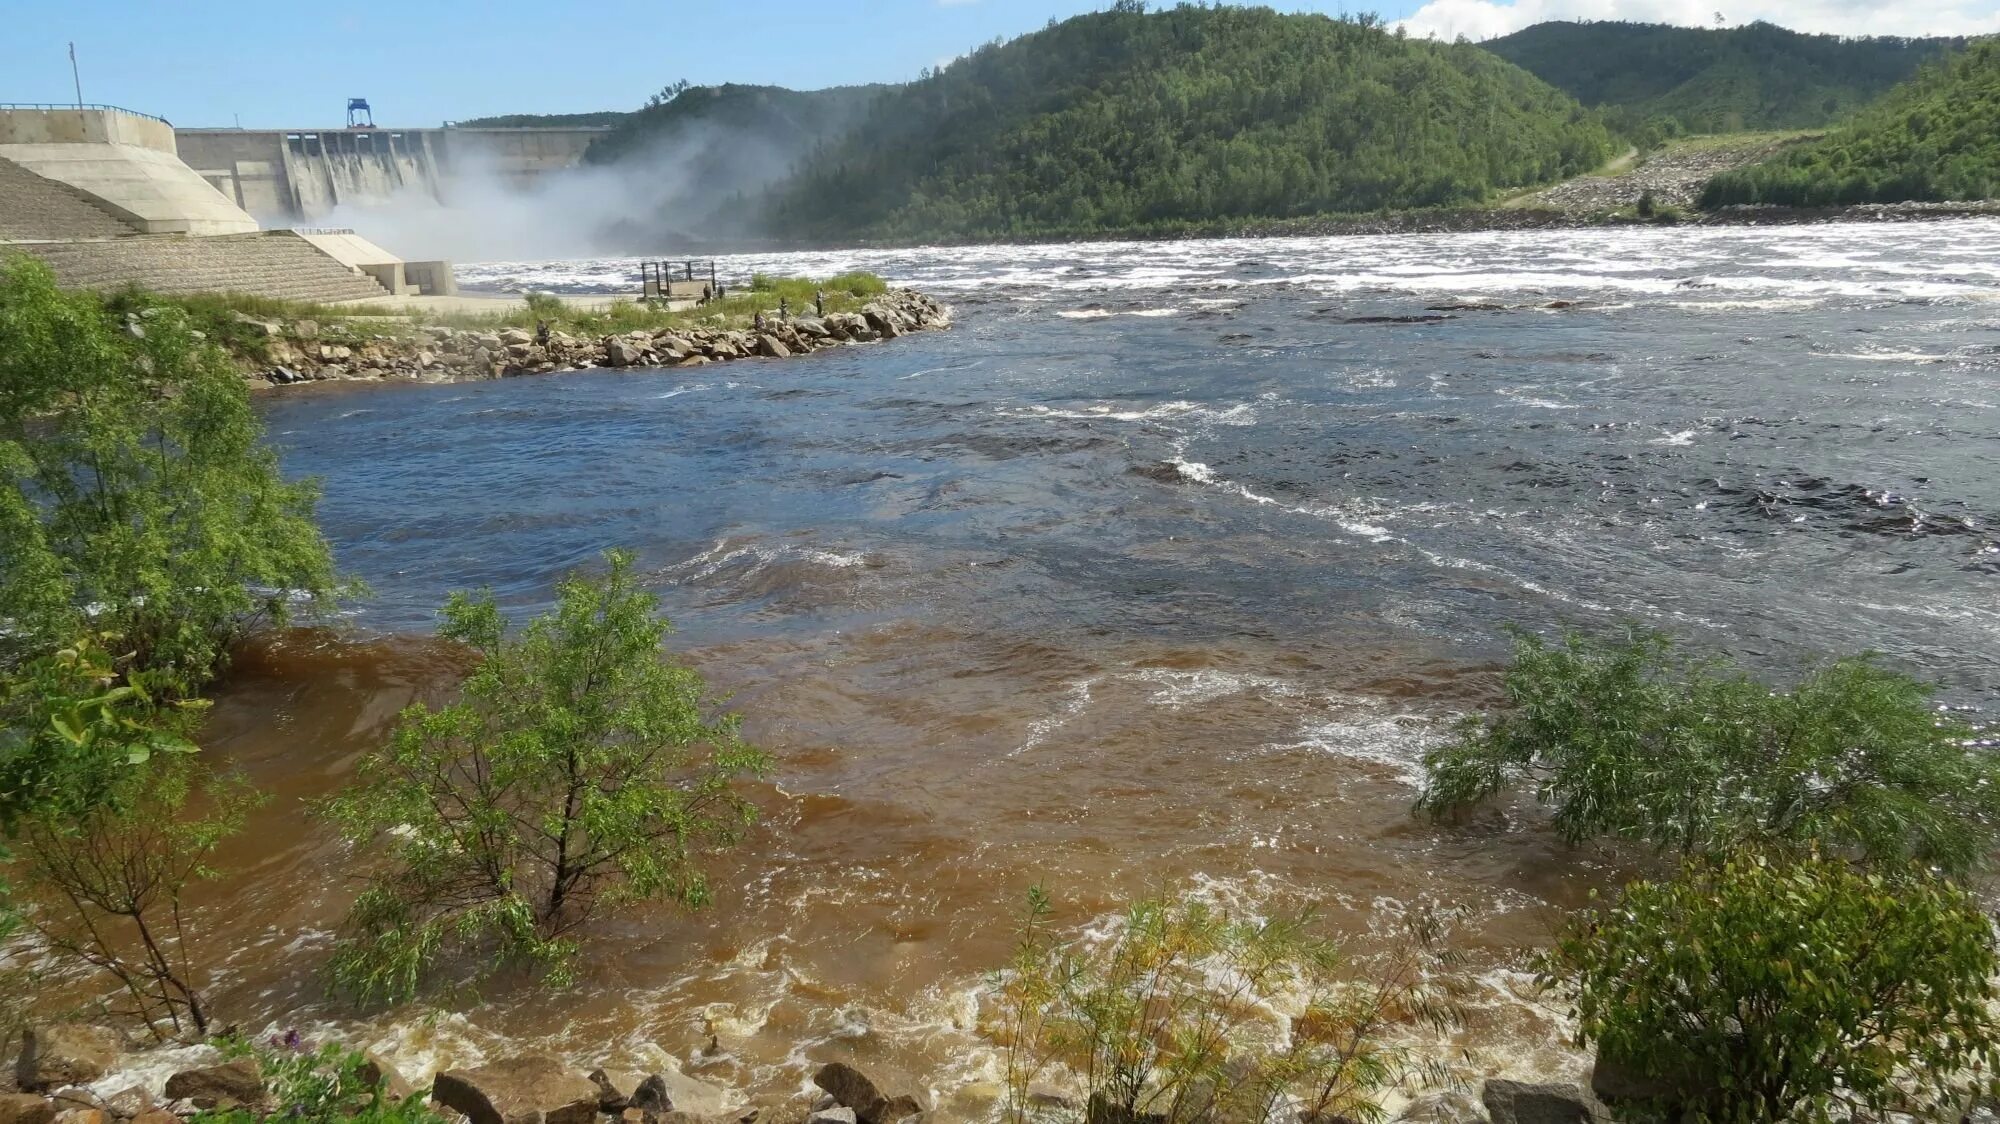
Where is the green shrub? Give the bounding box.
[0,257,344,690]
[1415,630,2000,875]
[327,550,770,1003]
[825,271,889,298]
[1547,850,2000,1123]
[200,1035,445,1124]
[0,633,203,831]
[991,889,1463,1124]
[523,292,566,319]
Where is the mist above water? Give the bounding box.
[323,119,817,262]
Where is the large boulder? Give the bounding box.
[0,1095,54,1124]
[606,339,649,368]
[357,1052,417,1101]
[811,1065,922,1124]
[755,336,792,360]
[588,1067,729,1118]
[164,1059,267,1112]
[432,1057,600,1124]
[1480,1081,1604,1124]
[16,1026,122,1092]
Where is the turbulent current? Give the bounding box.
[125,221,2000,1101]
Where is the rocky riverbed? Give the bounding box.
[232,289,951,390]
[4,1019,1689,1124]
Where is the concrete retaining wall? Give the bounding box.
[0,108,176,152]
[0,142,259,236]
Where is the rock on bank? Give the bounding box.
[246,289,951,389]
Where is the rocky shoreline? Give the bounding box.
[4,1019,1689,1124]
[237,289,951,390]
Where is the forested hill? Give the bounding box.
[453,111,629,128]
[753,5,1612,242]
[1701,41,2000,207]
[1484,21,1960,135]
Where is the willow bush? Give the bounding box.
[1547,850,2000,1123]
[0,256,343,690]
[328,551,770,1003]
[1415,630,2000,875]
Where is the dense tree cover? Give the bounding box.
[451,111,628,128]
[1415,631,2000,875]
[1484,21,1959,136]
[750,4,1610,241]
[1702,40,2000,207]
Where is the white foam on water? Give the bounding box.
[455,218,2000,315]
[1005,400,1256,427]
[1280,706,1451,784]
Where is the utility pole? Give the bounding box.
[68,42,82,106]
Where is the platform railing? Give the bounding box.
[0,102,173,125]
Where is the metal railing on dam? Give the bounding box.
[0,102,173,125]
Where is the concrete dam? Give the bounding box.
[175,125,606,224]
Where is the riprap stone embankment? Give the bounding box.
[244,289,951,389]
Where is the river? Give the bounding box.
[128,221,2000,1104]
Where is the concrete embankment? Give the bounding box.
[238,288,951,389]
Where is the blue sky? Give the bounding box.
[6,0,1996,129]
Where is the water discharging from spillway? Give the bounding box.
[281,131,445,219]
[27,220,2000,1111]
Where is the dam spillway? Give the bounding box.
[174,125,607,224]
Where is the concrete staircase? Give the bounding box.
[0,155,140,241]
[9,230,393,302]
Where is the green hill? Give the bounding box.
[752,4,1612,242]
[1700,40,2000,207]
[1483,21,1959,136]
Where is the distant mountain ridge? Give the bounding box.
[1483,21,1962,134]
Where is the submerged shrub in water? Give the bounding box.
[327,550,770,1003]
[1415,630,2000,874]
[15,758,258,1039]
[0,257,342,689]
[200,1035,447,1124]
[991,889,1464,1124]
[1547,850,2000,1123]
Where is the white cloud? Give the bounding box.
[1397,0,2000,41]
